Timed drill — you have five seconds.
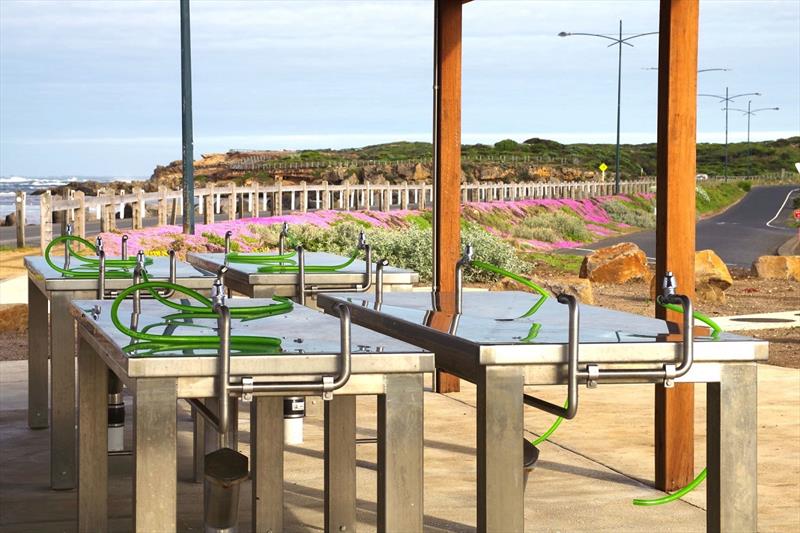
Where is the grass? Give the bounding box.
[526,252,583,274]
[695,181,750,215]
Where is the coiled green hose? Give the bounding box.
[255,248,361,273]
[44,235,151,278]
[471,260,549,318]
[110,281,289,355]
[226,250,298,264]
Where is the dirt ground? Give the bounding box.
[0,248,37,280]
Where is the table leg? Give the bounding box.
[251,396,284,532]
[133,378,177,532]
[377,374,424,532]
[707,363,758,533]
[324,395,356,532]
[477,366,524,532]
[193,400,205,483]
[77,335,108,532]
[50,291,77,490]
[27,278,49,429]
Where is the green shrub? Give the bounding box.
[511,211,593,243]
[602,200,656,228]
[737,180,752,192]
[202,231,240,252]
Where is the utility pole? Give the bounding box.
[180,0,195,234]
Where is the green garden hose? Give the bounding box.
[255,248,361,273]
[44,235,151,279]
[226,250,298,264]
[110,281,289,355]
[471,260,549,318]
[631,298,721,506]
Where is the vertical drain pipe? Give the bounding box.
[204,305,248,533]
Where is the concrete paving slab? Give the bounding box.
[0,275,27,305]
[1,360,797,531]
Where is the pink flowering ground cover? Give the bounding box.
[96,193,652,256]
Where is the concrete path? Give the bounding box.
[1,360,797,532]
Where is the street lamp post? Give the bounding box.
[727,101,780,173]
[559,21,657,194]
[699,88,761,179]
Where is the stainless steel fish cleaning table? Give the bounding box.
[317,290,767,532]
[187,251,418,299]
[24,254,215,489]
[71,298,432,532]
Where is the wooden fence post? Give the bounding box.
[365,182,372,210]
[204,185,215,225]
[322,181,331,210]
[382,186,391,212]
[158,186,168,226]
[227,184,236,221]
[132,188,144,230]
[253,182,260,218]
[275,179,283,216]
[300,181,308,213]
[39,191,52,254]
[74,191,86,243]
[401,182,410,210]
[15,191,26,248]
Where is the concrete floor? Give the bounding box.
[1,360,797,532]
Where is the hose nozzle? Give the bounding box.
[357,230,367,250]
[95,235,104,252]
[211,278,226,307]
[459,243,474,266]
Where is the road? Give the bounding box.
[568,184,799,267]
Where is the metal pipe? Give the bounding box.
[297,245,306,305]
[454,244,473,314]
[121,235,128,260]
[300,232,374,296]
[132,252,145,314]
[278,222,289,255]
[64,224,72,270]
[97,250,106,300]
[180,0,195,234]
[215,304,232,448]
[226,303,352,396]
[522,293,579,419]
[224,230,232,259]
[374,258,389,309]
[187,398,221,433]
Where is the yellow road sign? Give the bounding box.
[599,163,608,172]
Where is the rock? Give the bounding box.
[752,255,800,281]
[2,212,16,227]
[490,277,594,304]
[695,250,733,303]
[579,243,650,284]
[540,278,594,305]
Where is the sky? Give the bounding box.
[0,0,798,177]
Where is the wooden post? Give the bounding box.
[39,191,52,254]
[170,198,178,225]
[275,179,283,216]
[132,188,144,230]
[158,186,168,226]
[74,191,86,245]
[227,184,236,221]
[300,182,308,213]
[365,182,371,210]
[432,0,465,393]
[253,182,260,218]
[654,0,699,492]
[401,182,410,210]
[382,186,391,213]
[15,191,26,248]
[204,185,214,225]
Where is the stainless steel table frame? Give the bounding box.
[187,251,418,298]
[72,299,432,532]
[318,291,767,533]
[24,255,215,490]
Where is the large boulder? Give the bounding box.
[579,243,650,284]
[752,255,800,281]
[695,250,733,303]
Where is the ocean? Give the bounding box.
[0,176,137,224]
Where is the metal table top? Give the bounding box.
[187,251,419,288]
[71,298,432,380]
[317,291,768,367]
[25,255,215,292]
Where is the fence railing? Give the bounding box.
[13,178,658,252]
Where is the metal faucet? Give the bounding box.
[132,251,145,314]
[95,235,104,253]
[121,235,129,260]
[213,266,229,307]
[63,224,73,270]
[357,230,367,250]
[454,244,474,314]
[224,230,233,258]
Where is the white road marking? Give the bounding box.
[765,188,800,229]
